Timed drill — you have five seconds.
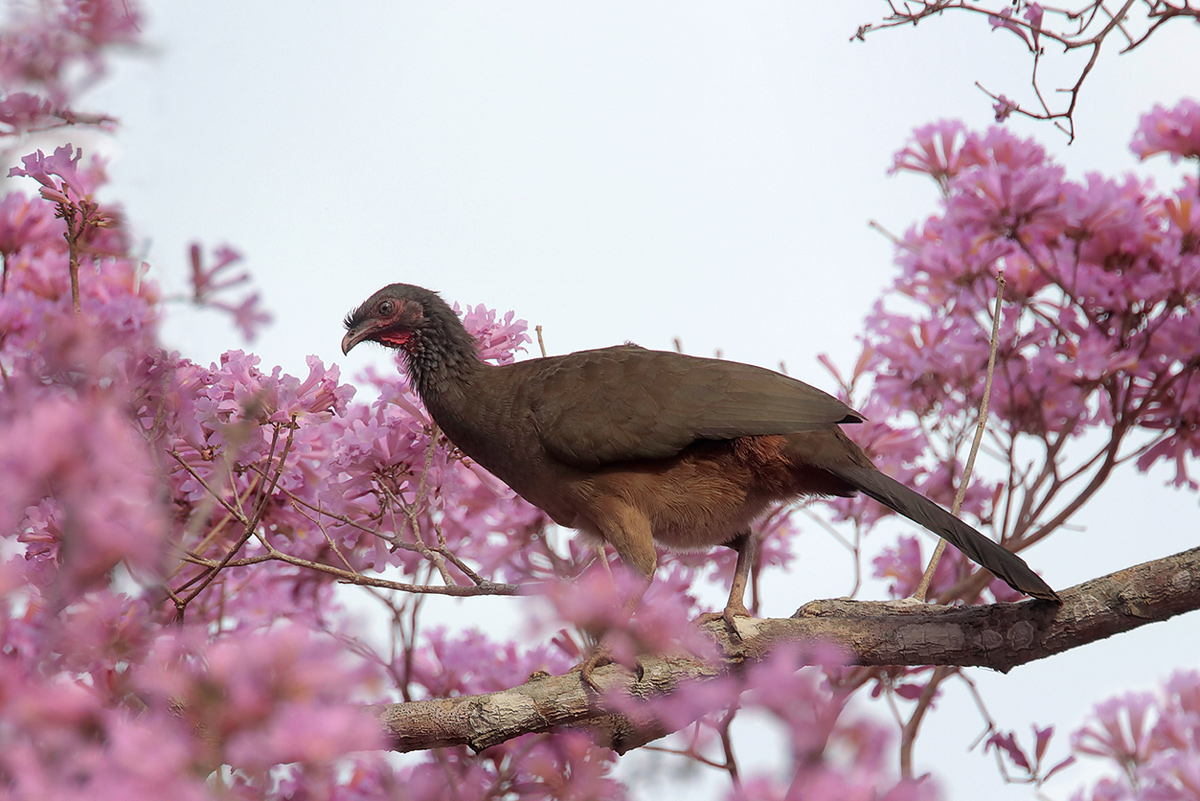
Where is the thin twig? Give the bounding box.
[912,271,1006,601]
[176,418,299,613]
[899,666,956,779]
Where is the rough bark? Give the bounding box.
[376,546,1200,755]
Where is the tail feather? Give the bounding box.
[831,465,1059,601]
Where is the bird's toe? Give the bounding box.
[697,602,753,639]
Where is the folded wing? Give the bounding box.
[523,346,863,468]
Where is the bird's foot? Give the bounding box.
[696,601,753,640]
[578,650,606,692]
[577,642,645,693]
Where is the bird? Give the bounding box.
[342,284,1059,673]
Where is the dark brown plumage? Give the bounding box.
[342,283,1059,631]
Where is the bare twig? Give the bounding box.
[899,666,955,778]
[912,271,1007,601]
[854,1,1192,139]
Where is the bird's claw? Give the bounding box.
[579,651,606,692]
[697,602,752,640]
[578,644,645,693]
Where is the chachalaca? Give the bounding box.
[342,284,1059,659]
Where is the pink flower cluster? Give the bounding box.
[0,0,137,137]
[186,244,273,340]
[0,145,551,795]
[832,104,1200,604]
[987,3,1045,54]
[1072,670,1200,801]
[1132,99,1200,162]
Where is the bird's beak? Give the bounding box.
[341,328,367,356]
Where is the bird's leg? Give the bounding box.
[593,542,614,579]
[720,530,756,620]
[578,502,656,691]
[577,583,649,691]
[696,530,756,636]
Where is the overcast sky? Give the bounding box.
[61,3,1200,798]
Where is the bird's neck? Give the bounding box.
[403,313,486,401]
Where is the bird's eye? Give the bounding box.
[378,300,395,316]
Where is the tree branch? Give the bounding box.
[376,546,1200,755]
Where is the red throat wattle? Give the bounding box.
[380,331,412,349]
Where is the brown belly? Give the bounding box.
[566,435,855,551]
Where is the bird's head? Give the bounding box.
[341,283,443,356]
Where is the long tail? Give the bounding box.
[829,464,1059,601]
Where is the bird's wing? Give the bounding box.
[521,346,863,469]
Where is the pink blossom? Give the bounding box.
[54,592,154,675]
[408,628,572,698]
[891,120,969,187]
[101,714,210,801]
[189,243,249,301]
[1132,99,1200,162]
[0,0,139,106]
[726,644,938,800]
[138,626,385,771]
[1073,671,1200,800]
[268,355,352,423]
[516,730,628,800]
[1136,419,1200,490]
[993,94,1017,122]
[59,0,143,48]
[8,143,105,202]
[873,115,1200,561]
[1074,693,1157,762]
[187,244,274,340]
[539,563,714,672]
[988,7,1029,46]
[0,91,54,134]
[874,535,931,598]
[456,301,532,364]
[986,725,1075,783]
[0,191,59,257]
[392,756,496,801]
[947,160,1067,244]
[1025,4,1045,43]
[2,395,167,593]
[960,126,1050,172]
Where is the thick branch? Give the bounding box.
[377,546,1200,754]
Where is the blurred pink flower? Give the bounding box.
[0,91,54,134]
[1132,99,1200,162]
[187,244,273,340]
[138,626,385,772]
[891,120,969,186]
[2,395,168,594]
[1073,671,1200,800]
[539,563,714,672]
[0,191,60,257]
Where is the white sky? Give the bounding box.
[56,2,1200,798]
